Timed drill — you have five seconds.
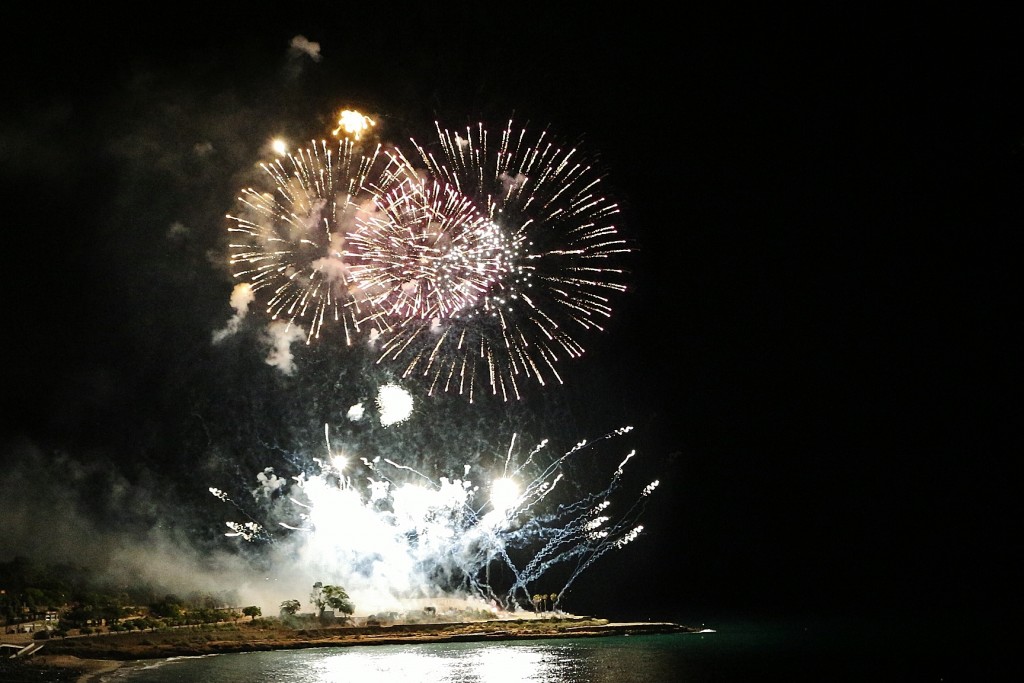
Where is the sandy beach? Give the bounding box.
[28,654,124,682]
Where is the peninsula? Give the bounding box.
[5,616,699,682]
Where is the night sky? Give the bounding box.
[1,4,1017,633]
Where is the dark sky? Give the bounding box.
[1,5,1017,628]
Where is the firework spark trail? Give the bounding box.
[513,479,658,610]
[210,422,652,612]
[500,437,656,608]
[208,486,272,542]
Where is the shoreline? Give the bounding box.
[13,618,697,681]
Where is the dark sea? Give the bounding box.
[91,616,997,683]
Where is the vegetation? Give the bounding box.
[530,592,561,612]
[279,599,302,617]
[1,556,243,635]
[2,557,366,645]
[310,582,355,619]
[4,557,585,643]
[1,554,696,683]
[3,556,694,682]
[30,615,692,663]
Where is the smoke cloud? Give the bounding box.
[212,282,255,343]
[262,320,306,374]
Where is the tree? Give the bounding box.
[241,605,261,621]
[279,599,302,617]
[149,595,184,620]
[310,582,354,618]
[321,585,355,618]
[549,593,559,612]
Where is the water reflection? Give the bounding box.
[108,635,696,683]
[312,644,567,683]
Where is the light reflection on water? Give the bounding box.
[313,643,569,682]
[105,635,690,683]
[103,619,965,683]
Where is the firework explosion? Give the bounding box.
[225,132,388,345]
[214,110,652,618]
[211,399,657,614]
[224,112,632,401]
[345,174,513,323]
[373,122,631,402]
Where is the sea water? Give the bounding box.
[101,633,721,683]
[96,617,978,682]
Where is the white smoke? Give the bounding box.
[166,220,190,241]
[0,437,264,605]
[263,320,306,374]
[212,282,255,343]
[285,35,322,79]
[289,35,322,62]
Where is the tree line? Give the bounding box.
[0,556,257,634]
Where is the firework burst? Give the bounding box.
[368,120,633,402]
[222,113,632,401]
[225,135,390,344]
[345,171,513,322]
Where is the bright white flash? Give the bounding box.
[377,383,413,426]
[212,424,656,613]
[347,402,366,421]
[271,138,288,156]
[332,109,375,140]
[490,477,519,511]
